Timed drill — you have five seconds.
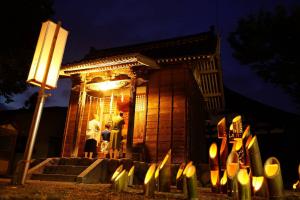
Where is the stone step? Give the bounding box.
[58,158,95,166]
[43,165,87,175]
[31,173,78,182]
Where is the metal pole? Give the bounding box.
[18,21,61,185]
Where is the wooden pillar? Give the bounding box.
[72,74,87,157]
[126,76,137,159]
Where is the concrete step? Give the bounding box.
[43,165,87,175]
[31,173,78,182]
[58,158,95,166]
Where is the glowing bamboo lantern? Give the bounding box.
[144,163,156,197]
[264,157,284,199]
[229,124,235,143]
[237,169,251,200]
[176,162,186,190]
[154,162,160,190]
[220,137,228,170]
[252,176,268,197]
[186,165,198,200]
[226,151,239,197]
[209,143,220,192]
[232,115,243,139]
[127,165,135,186]
[113,169,128,192]
[183,161,193,198]
[233,139,244,165]
[247,136,264,176]
[244,135,253,168]
[242,126,251,167]
[220,170,228,194]
[217,117,227,138]
[158,150,171,192]
[111,165,123,182]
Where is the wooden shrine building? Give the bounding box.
[60,29,224,164]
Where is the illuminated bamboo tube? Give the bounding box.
[111,165,123,183]
[209,143,220,192]
[186,165,198,200]
[144,163,156,197]
[226,151,239,198]
[220,170,228,194]
[233,139,244,165]
[244,135,253,168]
[158,150,171,192]
[264,157,284,199]
[183,161,193,198]
[154,163,160,190]
[113,169,128,192]
[247,136,263,176]
[237,169,251,200]
[252,176,268,197]
[220,138,228,170]
[242,126,251,167]
[127,165,135,186]
[176,162,186,190]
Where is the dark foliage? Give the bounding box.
[228,5,300,107]
[0,0,54,103]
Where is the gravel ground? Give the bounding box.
[0,178,299,200]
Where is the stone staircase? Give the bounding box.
[30,158,95,182]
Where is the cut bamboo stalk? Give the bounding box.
[229,123,235,143]
[183,161,193,198]
[232,115,243,139]
[127,165,134,186]
[186,164,198,200]
[210,169,220,193]
[217,117,227,138]
[111,164,123,182]
[242,126,251,167]
[226,151,239,198]
[209,142,220,193]
[220,137,228,170]
[264,157,284,199]
[244,135,253,168]
[176,162,186,190]
[158,149,171,192]
[113,169,128,192]
[237,169,251,200]
[144,163,156,197]
[247,136,263,176]
[233,139,244,165]
[154,162,160,190]
[220,170,227,194]
[252,176,268,198]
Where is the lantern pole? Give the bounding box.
[18,22,62,185]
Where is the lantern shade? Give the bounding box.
[27,20,68,89]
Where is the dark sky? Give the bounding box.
[6,0,300,114]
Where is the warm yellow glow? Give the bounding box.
[217,117,226,138]
[155,167,160,179]
[265,164,279,177]
[248,136,257,150]
[220,138,227,154]
[111,165,123,181]
[252,176,264,192]
[27,20,68,89]
[159,154,169,170]
[176,163,186,180]
[232,115,243,135]
[121,92,124,102]
[238,169,250,185]
[109,93,114,114]
[87,80,129,91]
[293,180,299,190]
[220,171,227,185]
[183,161,193,175]
[227,163,239,178]
[210,170,219,186]
[186,165,196,178]
[144,164,156,184]
[128,166,135,177]
[242,125,250,139]
[234,139,243,151]
[115,169,126,181]
[245,135,253,148]
[209,143,218,159]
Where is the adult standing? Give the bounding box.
[110,112,125,159]
[84,114,100,159]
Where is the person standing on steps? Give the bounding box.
[84,114,100,159]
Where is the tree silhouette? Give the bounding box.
[228,5,300,107]
[0,0,54,103]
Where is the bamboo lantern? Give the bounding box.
[111,165,123,182]
[217,117,227,138]
[247,136,264,176]
[237,169,251,200]
[158,150,171,192]
[186,165,198,200]
[233,139,244,165]
[226,151,239,197]
[113,169,128,192]
[244,135,253,168]
[154,163,160,190]
[183,161,193,198]
[252,176,268,197]
[220,170,228,194]
[127,165,135,186]
[176,162,186,190]
[229,124,235,143]
[242,126,251,167]
[232,115,243,139]
[264,157,284,199]
[209,143,220,192]
[220,137,228,170]
[144,163,156,197]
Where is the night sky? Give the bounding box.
[6,0,300,114]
